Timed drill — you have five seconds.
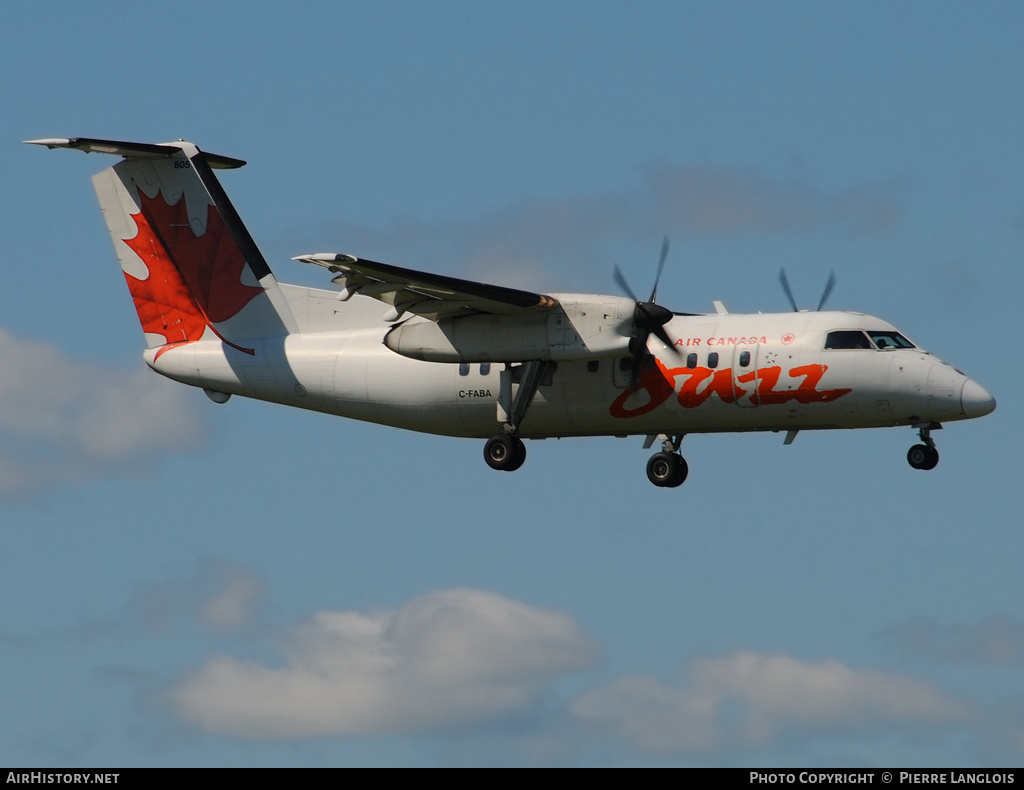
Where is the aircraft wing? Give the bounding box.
[293,253,557,322]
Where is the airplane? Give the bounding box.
[28,137,996,488]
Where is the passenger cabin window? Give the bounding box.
[686,353,697,369]
[824,330,872,350]
[739,350,751,367]
[458,363,470,376]
[587,360,599,373]
[480,363,491,376]
[868,331,915,350]
[708,352,719,369]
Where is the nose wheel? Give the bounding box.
[907,424,940,470]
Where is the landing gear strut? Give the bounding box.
[907,424,940,470]
[484,434,526,472]
[646,435,688,488]
[483,360,554,473]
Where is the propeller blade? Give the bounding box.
[779,267,799,313]
[614,238,679,387]
[816,270,836,311]
[652,325,680,355]
[613,264,640,304]
[649,235,670,303]
[629,357,642,390]
[626,335,647,390]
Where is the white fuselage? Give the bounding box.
[145,283,991,440]
[30,134,994,485]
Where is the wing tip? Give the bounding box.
[24,138,74,149]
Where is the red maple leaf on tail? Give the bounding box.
[122,189,263,357]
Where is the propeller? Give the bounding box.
[778,268,836,312]
[614,236,680,389]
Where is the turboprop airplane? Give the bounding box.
[28,137,996,488]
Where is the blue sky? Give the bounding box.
[2,1,1022,767]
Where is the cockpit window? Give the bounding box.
[825,330,873,350]
[868,330,915,350]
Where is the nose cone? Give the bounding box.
[961,379,996,419]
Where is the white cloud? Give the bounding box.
[288,165,901,292]
[571,651,969,757]
[0,328,205,496]
[645,166,901,238]
[296,193,636,293]
[129,559,264,634]
[169,588,599,737]
[883,614,1024,665]
[198,565,264,632]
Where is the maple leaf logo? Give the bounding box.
[122,189,262,357]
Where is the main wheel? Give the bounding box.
[664,454,688,487]
[484,435,525,471]
[647,452,685,487]
[907,444,939,470]
[506,438,527,471]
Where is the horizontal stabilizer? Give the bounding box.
[24,137,246,169]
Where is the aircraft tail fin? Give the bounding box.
[28,138,297,355]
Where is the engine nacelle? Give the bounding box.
[384,296,635,362]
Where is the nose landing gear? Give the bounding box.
[907,423,940,470]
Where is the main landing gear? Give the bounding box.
[646,435,688,488]
[484,434,527,472]
[483,359,553,474]
[907,423,940,471]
